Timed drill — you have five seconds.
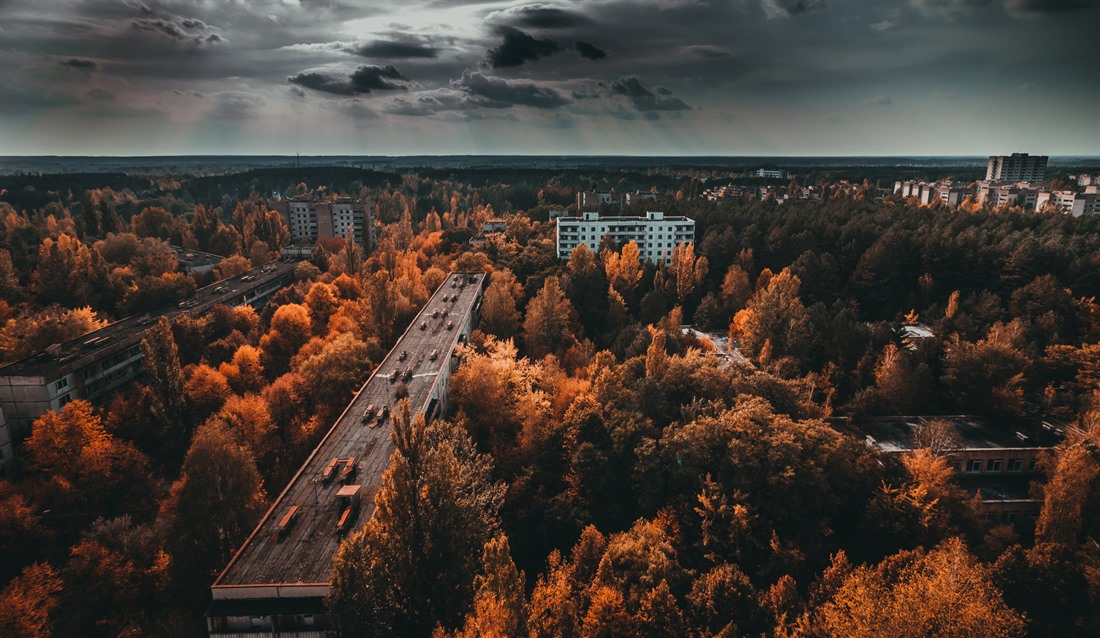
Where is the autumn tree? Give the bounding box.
[480,268,524,339]
[298,332,374,414]
[729,267,816,371]
[31,233,109,308]
[25,400,155,522]
[670,242,708,304]
[141,317,188,461]
[523,275,581,360]
[603,241,643,297]
[328,404,504,636]
[165,420,266,593]
[811,539,1025,638]
[0,562,64,638]
[451,535,527,638]
[259,303,312,377]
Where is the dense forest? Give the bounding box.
[0,166,1098,637]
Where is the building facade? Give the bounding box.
[556,211,695,264]
[986,153,1048,183]
[274,197,374,249]
[0,261,300,458]
[1035,190,1100,216]
[841,416,1062,526]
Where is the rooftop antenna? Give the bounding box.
[296,153,302,188]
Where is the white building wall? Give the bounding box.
[556,211,695,265]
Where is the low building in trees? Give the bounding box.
[207,272,486,637]
[272,195,375,250]
[837,415,1064,525]
[0,259,301,464]
[556,211,695,265]
[172,245,224,276]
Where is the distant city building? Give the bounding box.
[1035,190,1100,216]
[556,211,695,264]
[975,181,1039,209]
[0,260,300,468]
[895,181,972,207]
[985,153,1048,183]
[575,191,624,209]
[756,168,789,179]
[624,191,667,206]
[547,209,567,220]
[273,196,374,249]
[1075,174,1098,187]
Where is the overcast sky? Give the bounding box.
[0,0,1097,156]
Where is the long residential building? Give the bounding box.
[556,211,695,264]
[0,259,300,477]
[208,272,486,638]
[273,196,374,250]
[838,415,1062,525]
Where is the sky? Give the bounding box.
[0,0,1097,157]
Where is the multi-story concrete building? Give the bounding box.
[840,416,1062,525]
[976,181,1040,209]
[575,191,624,209]
[756,168,788,179]
[1035,190,1100,216]
[894,181,973,207]
[0,260,300,449]
[556,211,695,264]
[208,272,486,637]
[273,197,374,249]
[986,153,1048,183]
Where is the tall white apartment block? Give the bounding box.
[556,211,695,264]
[986,153,1048,183]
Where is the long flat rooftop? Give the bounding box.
[840,416,1063,454]
[212,272,485,592]
[0,259,300,379]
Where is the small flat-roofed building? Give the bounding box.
[173,245,224,276]
[0,260,301,447]
[838,415,1063,525]
[207,272,486,637]
[556,211,695,265]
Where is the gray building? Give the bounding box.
[986,153,1048,183]
[208,272,486,637]
[0,259,301,473]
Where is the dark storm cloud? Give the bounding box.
[354,40,440,59]
[488,30,561,68]
[574,41,607,60]
[609,76,690,112]
[761,0,827,19]
[86,88,116,101]
[1003,0,1092,16]
[130,13,224,46]
[489,4,592,29]
[453,71,569,109]
[60,58,98,70]
[288,66,408,96]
